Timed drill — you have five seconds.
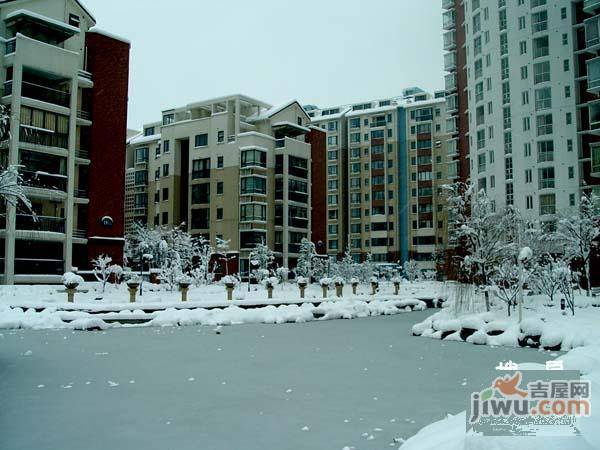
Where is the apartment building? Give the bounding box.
[443,0,600,223]
[0,0,130,284]
[125,95,327,273]
[308,90,451,270]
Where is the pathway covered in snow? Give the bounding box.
[0,312,551,450]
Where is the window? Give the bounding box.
[520,41,527,54]
[522,91,529,105]
[330,165,339,175]
[568,166,574,179]
[155,146,161,159]
[162,212,168,225]
[216,156,224,168]
[523,117,530,132]
[565,86,571,98]
[162,187,169,201]
[570,194,576,207]
[521,66,528,80]
[217,131,225,143]
[191,183,210,204]
[216,208,223,220]
[561,7,567,19]
[593,145,600,173]
[241,176,266,195]
[536,114,553,136]
[241,149,266,168]
[217,182,224,195]
[535,87,552,110]
[534,61,551,84]
[163,114,174,126]
[162,163,169,177]
[144,127,155,137]
[537,140,554,162]
[328,150,338,160]
[526,196,533,210]
[134,170,147,185]
[531,10,547,32]
[163,140,170,153]
[192,158,210,179]
[533,36,549,58]
[329,195,339,206]
[195,133,208,147]
[538,167,554,189]
[518,16,526,30]
[240,203,266,222]
[154,168,160,181]
[328,225,338,235]
[350,133,361,143]
[328,136,338,146]
[564,59,570,72]
[135,147,148,163]
[540,194,556,215]
[68,13,80,27]
[525,169,532,183]
[562,33,568,45]
[524,142,531,157]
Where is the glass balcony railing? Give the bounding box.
[584,0,600,14]
[5,80,70,107]
[20,169,67,192]
[20,126,68,149]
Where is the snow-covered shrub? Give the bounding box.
[276,267,289,284]
[221,275,238,286]
[91,255,122,293]
[262,276,279,289]
[320,277,332,287]
[334,276,344,286]
[62,272,83,288]
[296,276,308,286]
[404,260,419,283]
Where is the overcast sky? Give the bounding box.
[83,0,445,130]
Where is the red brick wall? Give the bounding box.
[455,0,470,183]
[308,128,327,254]
[84,32,130,266]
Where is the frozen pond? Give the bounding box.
[0,311,551,450]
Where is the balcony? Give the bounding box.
[587,58,600,93]
[76,149,89,159]
[73,229,87,239]
[77,110,91,121]
[443,10,456,30]
[585,16,600,51]
[21,169,67,192]
[13,258,64,276]
[444,52,456,71]
[442,0,454,9]
[288,217,309,228]
[20,126,68,150]
[445,73,457,93]
[5,38,15,54]
[443,31,456,51]
[74,188,88,199]
[289,191,308,203]
[4,80,70,108]
[15,214,65,233]
[370,120,387,128]
[585,0,600,14]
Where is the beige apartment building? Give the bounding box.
[307,89,451,271]
[126,95,327,274]
[0,0,130,284]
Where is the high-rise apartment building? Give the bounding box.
[308,90,451,270]
[125,95,327,273]
[0,0,130,284]
[443,0,600,222]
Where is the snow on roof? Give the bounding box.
[310,106,352,122]
[272,121,311,133]
[345,104,398,118]
[248,99,308,122]
[6,9,80,34]
[128,133,161,146]
[0,0,96,23]
[88,27,130,45]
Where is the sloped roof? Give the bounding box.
[0,0,96,24]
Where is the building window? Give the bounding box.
[195,133,208,147]
[240,203,266,222]
[536,114,553,136]
[163,114,174,126]
[162,212,168,225]
[135,147,148,163]
[163,140,170,153]
[163,164,169,177]
[217,131,225,143]
[537,140,554,162]
[540,194,556,215]
[217,208,223,220]
[217,181,224,195]
[162,187,169,201]
[241,149,266,168]
[241,176,266,195]
[538,166,555,189]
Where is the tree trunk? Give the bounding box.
[484,289,490,312]
[586,261,592,297]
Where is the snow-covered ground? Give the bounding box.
[0,281,444,330]
[404,289,600,449]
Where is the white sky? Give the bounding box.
[83,0,445,130]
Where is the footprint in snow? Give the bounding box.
[37,385,45,388]
[374,428,383,432]
[108,381,119,387]
[188,377,195,382]
[301,426,310,431]
[23,350,33,356]
[285,389,293,393]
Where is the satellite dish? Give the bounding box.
[101,216,114,228]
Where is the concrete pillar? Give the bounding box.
[63,77,78,272]
[282,154,289,268]
[4,62,23,285]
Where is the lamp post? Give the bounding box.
[517,247,531,323]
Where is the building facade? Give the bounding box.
[125,95,327,274]
[308,90,451,271]
[443,0,600,224]
[0,0,130,284]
